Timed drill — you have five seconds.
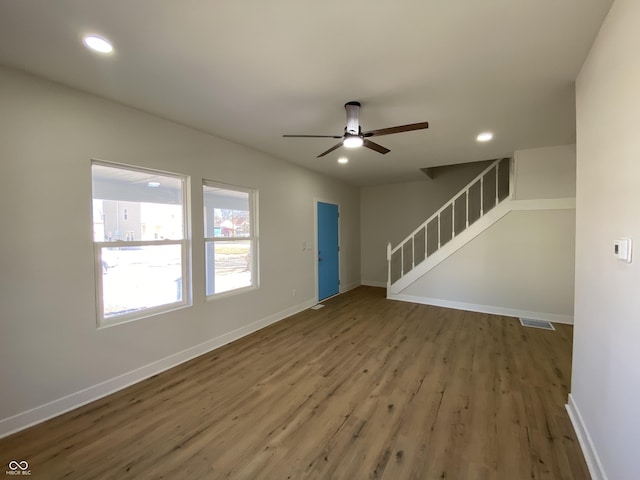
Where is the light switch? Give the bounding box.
[614,238,632,263]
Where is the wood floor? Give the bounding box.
[1,287,589,479]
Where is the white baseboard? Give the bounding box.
[0,298,317,439]
[340,281,362,293]
[360,280,387,288]
[566,393,608,480]
[388,293,574,325]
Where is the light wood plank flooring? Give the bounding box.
[0,286,589,479]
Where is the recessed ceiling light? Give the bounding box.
[82,35,113,54]
[338,157,349,164]
[343,135,364,148]
[476,132,493,142]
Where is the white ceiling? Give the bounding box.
[0,0,612,186]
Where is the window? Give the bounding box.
[203,181,257,297]
[91,161,190,326]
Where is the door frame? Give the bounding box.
[314,198,341,302]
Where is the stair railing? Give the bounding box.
[387,157,512,286]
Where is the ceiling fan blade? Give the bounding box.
[283,134,343,138]
[317,142,343,158]
[363,122,429,137]
[363,139,390,155]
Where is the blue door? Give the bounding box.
[317,202,339,301]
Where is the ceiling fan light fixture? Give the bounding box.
[343,135,364,148]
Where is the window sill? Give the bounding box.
[97,301,192,329]
[205,284,259,302]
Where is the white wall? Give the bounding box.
[400,209,576,322]
[0,66,360,435]
[571,1,640,479]
[360,162,489,286]
[514,144,577,200]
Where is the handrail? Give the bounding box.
[388,157,512,285]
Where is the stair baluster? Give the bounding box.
[387,158,513,288]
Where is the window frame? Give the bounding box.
[203,179,259,299]
[92,160,191,328]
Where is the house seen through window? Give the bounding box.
[91,161,190,326]
[203,181,258,296]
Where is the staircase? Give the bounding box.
[387,157,512,294]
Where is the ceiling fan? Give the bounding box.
[283,101,429,158]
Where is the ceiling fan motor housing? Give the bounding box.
[344,101,361,135]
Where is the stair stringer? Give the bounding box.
[387,199,511,295]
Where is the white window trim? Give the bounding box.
[203,180,259,300]
[92,160,192,328]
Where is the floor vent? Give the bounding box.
[310,304,325,310]
[520,318,555,330]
